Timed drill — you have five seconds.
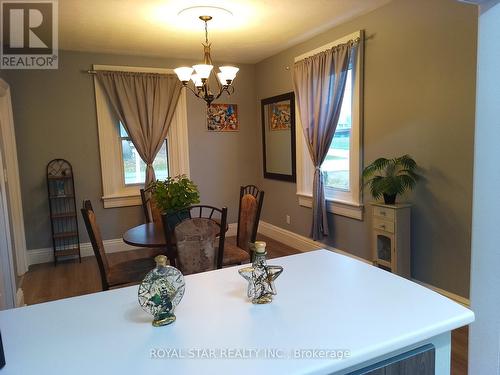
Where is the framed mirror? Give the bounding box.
[261,92,296,182]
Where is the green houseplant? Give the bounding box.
[149,175,200,214]
[362,154,419,204]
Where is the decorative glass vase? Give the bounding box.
[138,255,185,327]
[238,241,283,304]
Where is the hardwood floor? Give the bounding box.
[22,235,297,305]
[21,235,468,373]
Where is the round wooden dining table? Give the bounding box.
[122,220,228,248]
[123,223,166,248]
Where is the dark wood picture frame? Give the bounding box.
[261,92,296,182]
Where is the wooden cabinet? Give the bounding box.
[46,159,81,265]
[371,202,411,277]
[349,344,435,375]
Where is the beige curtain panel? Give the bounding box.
[96,71,182,186]
[293,40,358,240]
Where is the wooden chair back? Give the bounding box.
[140,186,162,223]
[237,185,264,251]
[80,200,110,290]
[162,205,228,274]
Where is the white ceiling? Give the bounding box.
[59,0,391,64]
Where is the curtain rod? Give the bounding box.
[83,70,172,75]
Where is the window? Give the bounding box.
[119,123,169,185]
[295,31,363,220]
[93,65,190,208]
[322,69,352,191]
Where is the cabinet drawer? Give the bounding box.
[373,206,395,221]
[373,218,394,233]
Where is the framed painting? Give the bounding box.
[207,104,239,132]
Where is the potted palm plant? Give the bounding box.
[362,154,419,204]
[149,175,200,224]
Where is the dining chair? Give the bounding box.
[140,185,162,223]
[223,185,265,266]
[162,205,228,275]
[80,200,157,291]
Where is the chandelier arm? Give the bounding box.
[184,84,203,98]
[213,88,224,102]
[211,84,233,102]
[202,81,211,100]
[214,72,222,92]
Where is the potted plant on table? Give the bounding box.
[362,154,419,204]
[149,175,200,225]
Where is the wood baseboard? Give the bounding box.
[257,220,470,307]
[15,288,24,307]
[27,223,238,266]
[257,220,371,264]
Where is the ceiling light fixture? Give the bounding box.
[174,14,238,107]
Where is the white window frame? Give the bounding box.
[93,64,190,208]
[295,30,364,220]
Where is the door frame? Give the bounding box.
[0,142,16,309]
[0,79,28,276]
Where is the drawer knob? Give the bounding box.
[381,211,386,216]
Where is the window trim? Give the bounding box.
[93,64,190,208]
[294,30,364,220]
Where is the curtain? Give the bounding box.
[96,71,182,186]
[293,40,358,240]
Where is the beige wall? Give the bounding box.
[255,0,477,297]
[4,50,258,250]
[4,0,477,298]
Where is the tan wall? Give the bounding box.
[4,0,477,298]
[4,50,259,250]
[255,0,477,297]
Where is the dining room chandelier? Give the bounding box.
[174,15,239,107]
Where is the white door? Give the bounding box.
[0,142,16,310]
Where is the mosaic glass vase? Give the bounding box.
[138,255,185,327]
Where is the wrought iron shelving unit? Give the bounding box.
[46,159,81,265]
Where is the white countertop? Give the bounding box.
[0,249,473,374]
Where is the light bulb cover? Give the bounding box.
[193,64,213,79]
[219,66,239,81]
[191,74,203,88]
[174,67,194,82]
[217,72,230,85]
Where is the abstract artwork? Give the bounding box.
[269,102,291,131]
[207,104,239,132]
